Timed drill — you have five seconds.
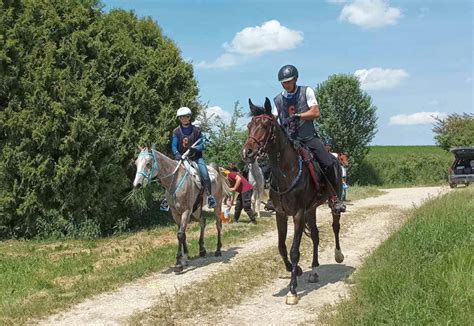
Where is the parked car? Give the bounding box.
[448,147,474,188]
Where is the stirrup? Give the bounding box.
[332,200,346,214]
[207,195,216,209]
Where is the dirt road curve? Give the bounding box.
[38,187,446,326]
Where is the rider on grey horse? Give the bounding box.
[172,107,216,208]
[273,65,346,214]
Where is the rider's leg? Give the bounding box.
[196,158,216,208]
[303,138,345,213]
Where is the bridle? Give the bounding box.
[247,114,276,157]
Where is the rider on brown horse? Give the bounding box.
[273,65,345,214]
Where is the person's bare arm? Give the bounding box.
[298,105,320,120]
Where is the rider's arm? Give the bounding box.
[171,134,179,155]
[298,87,320,120]
[194,136,204,152]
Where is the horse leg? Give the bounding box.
[197,205,207,257]
[214,205,223,256]
[256,191,261,219]
[175,211,190,273]
[307,207,320,283]
[276,212,291,272]
[287,209,305,305]
[332,212,344,263]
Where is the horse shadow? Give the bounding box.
[161,246,241,275]
[273,264,356,298]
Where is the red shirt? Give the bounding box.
[227,172,253,193]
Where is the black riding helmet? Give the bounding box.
[278,64,298,82]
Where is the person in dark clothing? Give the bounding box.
[224,170,257,224]
[273,64,345,214]
[171,106,216,208]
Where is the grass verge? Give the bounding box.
[0,214,274,325]
[345,185,385,202]
[319,187,474,325]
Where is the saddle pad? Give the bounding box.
[182,161,219,190]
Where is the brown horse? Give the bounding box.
[242,98,344,305]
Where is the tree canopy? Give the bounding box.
[433,113,474,150]
[0,0,198,238]
[315,74,378,180]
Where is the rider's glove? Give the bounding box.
[283,113,301,125]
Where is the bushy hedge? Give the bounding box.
[0,0,198,238]
[352,146,453,186]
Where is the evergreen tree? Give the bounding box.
[0,0,198,238]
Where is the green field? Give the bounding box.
[321,187,474,325]
[354,145,453,186]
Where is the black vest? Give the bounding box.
[274,86,316,141]
[173,125,203,159]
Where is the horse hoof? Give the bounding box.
[335,249,344,263]
[174,265,183,273]
[214,251,222,257]
[308,273,319,283]
[286,293,299,305]
[296,265,303,277]
[199,250,207,257]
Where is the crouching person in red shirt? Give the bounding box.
[223,170,257,224]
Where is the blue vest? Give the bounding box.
[274,86,316,141]
[173,125,203,159]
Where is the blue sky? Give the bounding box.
[102,0,473,145]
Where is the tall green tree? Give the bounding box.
[0,0,198,238]
[315,74,378,180]
[433,113,474,150]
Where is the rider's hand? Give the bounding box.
[175,153,182,161]
[283,113,300,125]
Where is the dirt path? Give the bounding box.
[37,187,446,325]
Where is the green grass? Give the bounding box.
[355,145,452,186]
[345,185,385,201]
[320,187,474,325]
[0,213,274,325]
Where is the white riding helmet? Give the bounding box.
[177,107,192,117]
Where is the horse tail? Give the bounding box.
[218,166,232,195]
[210,163,231,197]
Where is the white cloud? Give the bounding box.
[389,111,447,125]
[205,106,232,122]
[196,53,240,69]
[354,67,408,90]
[339,0,402,28]
[197,20,303,69]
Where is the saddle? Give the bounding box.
[292,142,321,190]
[182,160,218,190]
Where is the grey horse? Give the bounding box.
[248,162,265,218]
[133,147,230,273]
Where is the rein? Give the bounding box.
[270,156,303,195]
[249,114,304,196]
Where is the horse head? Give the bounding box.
[242,97,276,163]
[133,146,158,188]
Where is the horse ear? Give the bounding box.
[249,98,258,116]
[264,97,272,115]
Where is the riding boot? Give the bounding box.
[203,178,216,208]
[324,165,346,214]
